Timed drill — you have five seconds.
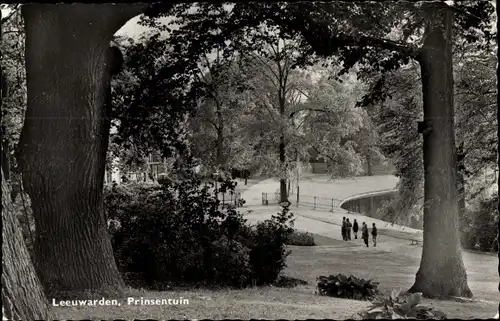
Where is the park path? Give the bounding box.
[241,174,424,258]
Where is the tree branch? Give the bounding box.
[295,4,421,59]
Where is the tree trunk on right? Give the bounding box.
[408,4,472,298]
[279,136,288,203]
[2,169,51,320]
[496,0,500,311]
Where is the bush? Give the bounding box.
[248,204,295,285]
[317,273,379,301]
[362,289,447,319]
[105,174,294,289]
[286,230,316,246]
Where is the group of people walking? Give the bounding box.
[341,217,377,247]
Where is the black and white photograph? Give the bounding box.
[1,1,499,319]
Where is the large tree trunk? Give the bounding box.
[18,4,147,296]
[2,169,52,320]
[409,4,472,298]
[496,0,500,315]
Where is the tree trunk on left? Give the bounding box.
[18,4,147,296]
[408,4,471,298]
[2,169,52,320]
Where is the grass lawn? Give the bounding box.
[51,232,497,320]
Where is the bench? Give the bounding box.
[410,239,420,245]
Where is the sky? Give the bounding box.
[116,16,150,39]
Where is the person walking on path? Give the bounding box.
[372,223,378,247]
[353,219,359,239]
[341,217,347,241]
[362,222,369,247]
[346,218,352,240]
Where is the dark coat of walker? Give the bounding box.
[346,218,352,240]
[362,222,369,247]
[371,223,378,247]
[341,217,347,241]
[353,219,359,239]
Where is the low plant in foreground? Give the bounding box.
[316,273,379,301]
[363,289,447,319]
[286,230,316,246]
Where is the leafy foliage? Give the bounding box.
[134,4,384,181]
[1,7,25,173]
[295,72,375,177]
[455,51,497,198]
[250,204,295,285]
[316,273,379,301]
[364,289,447,320]
[104,175,294,288]
[366,67,424,228]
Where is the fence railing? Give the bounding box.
[262,192,342,212]
[217,191,244,207]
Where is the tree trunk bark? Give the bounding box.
[366,152,373,176]
[409,4,472,298]
[496,0,500,311]
[279,136,288,203]
[2,169,52,320]
[18,4,147,296]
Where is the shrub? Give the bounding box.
[105,174,294,288]
[248,205,295,285]
[286,230,316,246]
[317,273,379,301]
[362,289,447,319]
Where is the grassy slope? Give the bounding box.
[51,231,497,320]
